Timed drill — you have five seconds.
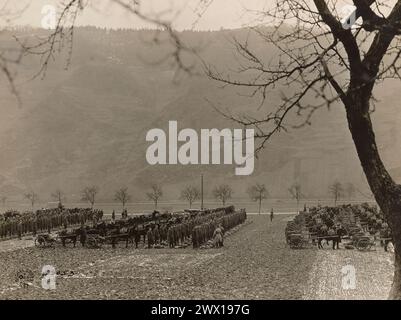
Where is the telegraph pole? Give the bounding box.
[201,174,204,210]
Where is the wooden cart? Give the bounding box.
[34,233,57,248]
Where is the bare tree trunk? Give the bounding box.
[345,93,401,299]
[391,250,401,299]
[258,197,261,215]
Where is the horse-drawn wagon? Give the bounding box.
[58,229,79,247]
[86,234,105,248]
[346,232,376,251]
[284,204,394,252]
[287,233,313,249]
[285,221,314,249]
[34,233,57,248]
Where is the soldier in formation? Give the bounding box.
[146,226,154,248]
[0,208,103,240]
[0,205,247,252]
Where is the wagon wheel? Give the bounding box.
[44,238,55,248]
[64,236,77,247]
[97,238,104,248]
[35,235,46,248]
[108,235,119,248]
[289,236,303,249]
[86,237,97,248]
[356,238,372,251]
[286,232,296,244]
[295,240,304,249]
[87,237,102,249]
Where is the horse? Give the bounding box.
[58,229,79,247]
[317,227,347,250]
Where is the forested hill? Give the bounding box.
[0,27,399,202]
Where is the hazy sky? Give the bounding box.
[2,0,272,30]
[1,0,393,30]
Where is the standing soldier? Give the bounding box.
[270,208,274,222]
[17,219,23,240]
[192,226,199,249]
[80,225,87,247]
[160,224,167,242]
[146,226,154,249]
[6,219,11,238]
[134,227,141,249]
[63,211,68,230]
[167,226,174,248]
[173,225,180,247]
[180,223,185,244]
[47,215,52,234]
[154,225,160,245]
[2,221,6,238]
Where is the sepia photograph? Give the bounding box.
[0,0,400,307]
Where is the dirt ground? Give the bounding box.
[0,215,394,299]
[303,245,393,299]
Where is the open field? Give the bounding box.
[0,215,393,299]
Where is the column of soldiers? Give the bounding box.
[145,222,189,248]
[166,208,226,248]
[0,208,104,240]
[142,207,246,249]
[1,205,246,250]
[145,207,246,249]
[166,220,192,248]
[192,209,247,248]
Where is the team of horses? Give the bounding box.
[58,214,165,248]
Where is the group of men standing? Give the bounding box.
[0,208,104,240]
[143,207,247,249]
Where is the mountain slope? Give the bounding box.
[0,27,400,203]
